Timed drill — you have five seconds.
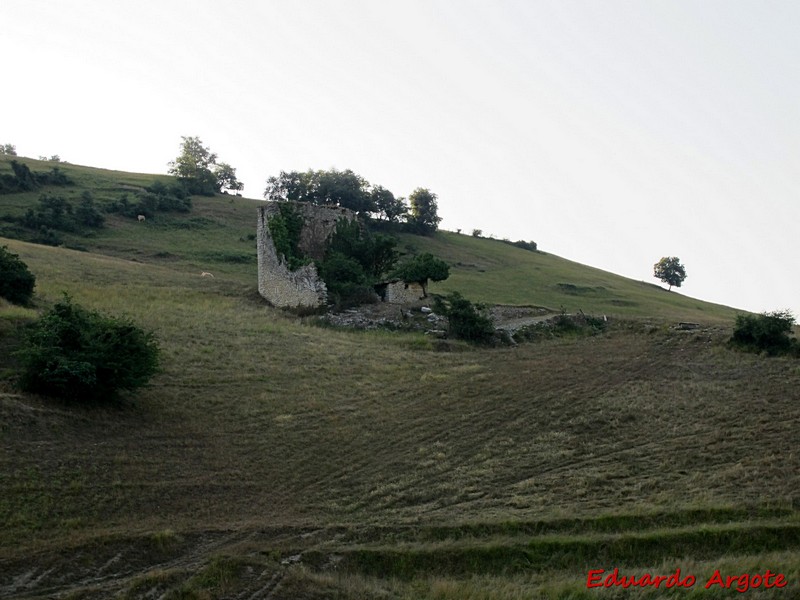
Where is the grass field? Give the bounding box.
[1,157,799,598]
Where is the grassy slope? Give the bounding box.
[404,232,739,324]
[1,158,799,598]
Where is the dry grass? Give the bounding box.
[0,161,798,598]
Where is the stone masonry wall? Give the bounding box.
[257,202,356,308]
[382,280,426,304]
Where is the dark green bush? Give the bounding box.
[317,251,377,308]
[75,192,105,228]
[434,292,496,344]
[106,182,192,219]
[0,161,72,194]
[730,311,797,356]
[315,218,397,308]
[18,296,160,401]
[0,245,36,305]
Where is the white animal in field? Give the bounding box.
[137,214,146,222]
[200,271,214,278]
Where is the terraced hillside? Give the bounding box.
[1,158,799,598]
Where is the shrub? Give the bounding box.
[434,291,496,344]
[75,192,105,228]
[21,193,104,234]
[730,311,797,356]
[268,203,307,270]
[18,296,160,401]
[316,251,377,308]
[316,218,398,308]
[0,246,36,305]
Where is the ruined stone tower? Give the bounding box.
[256,202,356,309]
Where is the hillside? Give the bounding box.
[1,156,739,322]
[1,158,799,598]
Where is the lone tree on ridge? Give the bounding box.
[654,256,687,291]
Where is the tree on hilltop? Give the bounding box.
[654,256,687,291]
[371,185,407,223]
[408,188,441,235]
[264,168,376,214]
[168,136,241,196]
[214,162,244,194]
[1,143,17,155]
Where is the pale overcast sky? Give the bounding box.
[3,1,799,316]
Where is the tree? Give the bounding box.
[1,143,17,155]
[315,169,375,214]
[0,246,36,305]
[214,162,243,194]
[265,169,376,213]
[264,170,312,202]
[372,186,407,223]
[653,256,687,291]
[168,136,219,196]
[392,252,449,285]
[316,218,399,307]
[408,188,441,235]
[18,296,160,401]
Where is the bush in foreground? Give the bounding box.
[18,296,160,401]
[730,310,798,356]
[434,291,496,344]
[0,245,36,305]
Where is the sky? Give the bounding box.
[3,0,799,316]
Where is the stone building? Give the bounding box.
[256,202,356,309]
[376,280,427,304]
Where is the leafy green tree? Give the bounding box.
[18,296,160,401]
[392,252,449,285]
[0,246,36,305]
[408,188,441,235]
[168,136,219,196]
[326,220,398,279]
[214,162,243,194]
[315,169,375,214]
[1,143,17,155]
[372,186,407,223]
[264,170,312,202]
[316,218,399,307]
[264,169,379,214]
[653,256,687,291]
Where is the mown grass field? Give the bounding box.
[1,157,799,598]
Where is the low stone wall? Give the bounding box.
[256,202,356,308]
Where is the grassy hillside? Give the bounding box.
[1,158,799,598]
[404,232,739,324]
[1,155,743,323]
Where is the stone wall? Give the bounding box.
[379,280,427,304]
[257,202,356,308]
